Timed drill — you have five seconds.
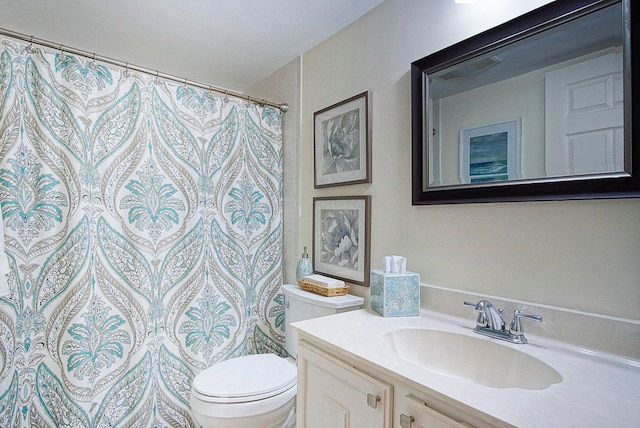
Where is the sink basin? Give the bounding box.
[383,328,562,390]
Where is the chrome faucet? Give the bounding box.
[463,300,541,344]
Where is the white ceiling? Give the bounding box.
[0,0,384,93]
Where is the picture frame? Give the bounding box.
[314,91,371,188]
[460,118,521,184]
[312,196,371,286]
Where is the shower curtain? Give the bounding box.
[0,37,285,427]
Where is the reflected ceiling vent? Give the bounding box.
[439,70,463,80]
[437,55,502,80]
[474,55,502,71]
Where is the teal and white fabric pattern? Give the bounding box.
[0,36,284,427]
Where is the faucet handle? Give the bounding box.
[514,309,542,323]
[463,300,494,310]
[463,301,486,327]
[509,309,542,340]
[464,300,497,328]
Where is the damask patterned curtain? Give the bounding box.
[0,37,284,427]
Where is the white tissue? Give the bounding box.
[303,274,345,289]
[383,255,407,274]
[383,256,392,273]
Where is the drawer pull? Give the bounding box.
[400,414,415,428]
[366,393,380,409]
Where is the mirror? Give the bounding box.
[411,0,640,204]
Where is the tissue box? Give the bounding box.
[370,269,420,317]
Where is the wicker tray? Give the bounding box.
[297,279,349,297]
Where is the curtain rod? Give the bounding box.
[0,27,289,113]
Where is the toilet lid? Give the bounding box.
[192,354,296,402]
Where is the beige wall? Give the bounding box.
[295,0,640,320]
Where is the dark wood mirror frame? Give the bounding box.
[411,0,640,205]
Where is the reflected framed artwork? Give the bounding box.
[314,91,371,188]
[312,196,371,286]
[460,119,521,184]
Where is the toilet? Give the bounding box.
[189,283,364,428]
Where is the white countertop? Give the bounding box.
[291,308,640,427]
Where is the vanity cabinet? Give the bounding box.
[297,340,505,428]
[292,308,640,427]
[297,341,393,427]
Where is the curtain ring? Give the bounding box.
[26,36,36,54]
[123,62,130,78]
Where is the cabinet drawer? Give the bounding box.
[400,394,474,428]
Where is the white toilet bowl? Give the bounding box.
[190,353,297,428]
[189,284,365,427]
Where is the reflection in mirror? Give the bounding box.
[411,0,640,204]
[430,1,622,187]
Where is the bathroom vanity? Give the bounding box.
[292,309,640,427]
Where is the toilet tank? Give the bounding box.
[282,283,364,358]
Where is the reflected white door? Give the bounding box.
[545,50,623,177]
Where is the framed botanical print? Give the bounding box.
[312,196,371,286]
[313,91,371,188]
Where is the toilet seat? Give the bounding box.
[192,354,296,403]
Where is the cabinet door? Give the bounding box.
[399,395,474,428]
[297,342,392,428]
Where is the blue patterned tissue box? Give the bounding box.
[370,269,420,317]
